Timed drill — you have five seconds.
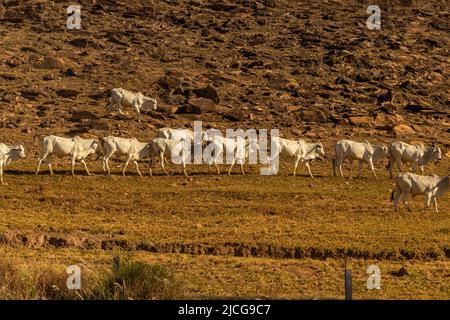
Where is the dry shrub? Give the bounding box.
[92,255,180,300]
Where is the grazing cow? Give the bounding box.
[0,144,26,185]
[388,141,442,178]
[391,172,449,213]
[149,138,189,176]
[36,135,100,176]
[333,140,377,179]
[107,88,157,122]
[100,136,151,176]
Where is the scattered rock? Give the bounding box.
[192,86,220,104]
[55,89,80,98]
[392,124,415,136]
[390,266,409,277]
[175,105,202,114]
[348,116,373,127]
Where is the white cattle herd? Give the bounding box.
[0,88,448,213]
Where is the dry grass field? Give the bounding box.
[0,158,449,299]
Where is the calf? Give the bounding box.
[36,135,99,176]
[101,136,151,176]
[391,172,449,213]
[0,144,26,185]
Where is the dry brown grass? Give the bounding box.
[0,158,449,299]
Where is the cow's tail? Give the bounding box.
[390,180,400,201]
[95,137,107,161]
[386,144,393,171]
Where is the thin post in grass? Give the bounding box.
[345,257,352,300]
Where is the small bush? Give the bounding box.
[93,255,180,300]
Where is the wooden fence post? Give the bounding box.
[345,257,352,300]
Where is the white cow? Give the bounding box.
[157,127,195,141]
[270,138,325,177]
[204,135,257,175]
[347,144,389,174]
[0,144,26,185]
[149,138,189,176]
[36,135,100,176]
[101,136,151,176]
[107,88,157,122]
[391,172,449,213]
[333,140,377,179]
[388,141,442,178]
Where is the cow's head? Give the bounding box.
[314,143,326,159]
[430,145,442,163]
[10,145,26,160]
[142,97,157,110]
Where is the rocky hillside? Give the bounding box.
[0,0,449,156]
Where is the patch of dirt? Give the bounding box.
[0,229,447,260]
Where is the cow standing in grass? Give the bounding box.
[100,136,152,176]
[391,172,449,213]
[36,135,100,176]
[387,141,442,178]
[0,144,26,185]
[333,140,377,179]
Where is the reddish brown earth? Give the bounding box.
[0,0,449,157]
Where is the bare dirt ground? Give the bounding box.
[0,0,449,299]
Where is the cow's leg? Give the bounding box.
[101,157,106,172]
[71,155,76,176]
[181,159,188,176]
[103,149,116,176]
[160,153,169,176]
[36,153,49,175]
[293,156,301,176]
[148,157,153,176]
[80,159,91,176]
[214,159,220,175]
[0,160,4,185]
[422,193,432,212]
[133,160,142,176]
[305,161,314,178]
[433,197,439,213]
[240,162,245,175]
[105,157,111,176]
[335,158,344,177]
[134,105,141,123]
[122,155,132,176]
[47,156,54,175]
[393,187,401,212]
[228,154,236,176]
[368,159,377,179]
[401,190,412,212]
[395,159,402,174]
